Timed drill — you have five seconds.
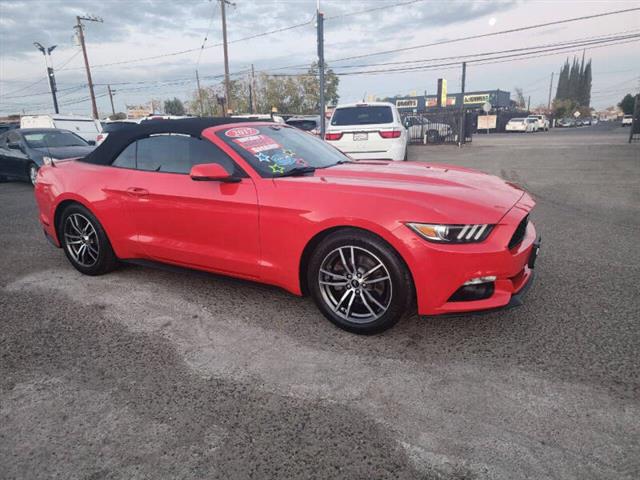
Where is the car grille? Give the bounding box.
[508,215,528,250]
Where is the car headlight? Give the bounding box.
[407,223,494,243]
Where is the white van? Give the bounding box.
[20,115,102,143]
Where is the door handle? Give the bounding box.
[126,187,149,197]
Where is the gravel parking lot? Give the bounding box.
[1,122,638,479]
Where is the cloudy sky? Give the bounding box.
[1,0,639,117]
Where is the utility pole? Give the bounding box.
[458,62,466,147]
[75,15,103,120]
[195,69,204,116]
[33,42,59,114]
[547,71,554,110]
[527,96,531,112]
[107,85,115,116]
[317,8,326,138]
[219,0,234,115]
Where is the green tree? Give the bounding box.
[514,87,526,109]
[108,112,127,120]
[618,94,636,115]
[164,97,185,116]
[552,98,577,118]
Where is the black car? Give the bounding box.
[0,122,19,134]
[0,128,95,185]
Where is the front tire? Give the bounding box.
[307,229,413,334]
[58,204,118,275]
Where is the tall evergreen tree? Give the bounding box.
[582,60,592,107]
[553,56,593,108]
[555,60,570,100]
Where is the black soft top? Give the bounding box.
[81,117,256,165]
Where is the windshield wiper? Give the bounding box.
[275,166,317,177]
[322,159,354,169]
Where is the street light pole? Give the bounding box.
[317,8,326,138]
[219,0,235,115]
[34,42,59,114]
[75,15,103,120]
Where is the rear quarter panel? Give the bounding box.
[35,161,138,258]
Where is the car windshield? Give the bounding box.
[331,106,393,125]
[23,130,88,148]
[217,124,349,178]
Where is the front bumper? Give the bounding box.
[398,194,539,315]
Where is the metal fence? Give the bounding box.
[401,110,473,145]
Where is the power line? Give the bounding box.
[60,17,315,71]
[326,6,640,64]
[325,0,424,20]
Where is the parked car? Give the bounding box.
[0,128,94,185]
[34,118,539,334]
[20,115,102,143]
[575,119,584,127]
[325,102,408,160]
[232,113,286,124]
[527,115,549,131]
[286,116,326,136]
[96,120,140,145]
[621,114,633,126]
[403,116,453,144]
[582,118,592,126]
[505,118,536,132]
[557,118,576,128]
[0,122,19,134]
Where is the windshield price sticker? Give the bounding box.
[225,127,260,138]
[233,134,281,154]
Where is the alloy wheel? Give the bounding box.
[63,213,100,267]
[318,245,392,324]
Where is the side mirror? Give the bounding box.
[190,163,240,183]
[8,141,22,150]
[87,140,96,146]
[403,119,410,128]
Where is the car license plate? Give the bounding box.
[353,133,368,141]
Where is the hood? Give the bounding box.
[280,161,526,224]
[33,145,95,160]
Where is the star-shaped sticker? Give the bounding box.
[256,152,271,162]
[283,149,295,156]
[269,163,285,174]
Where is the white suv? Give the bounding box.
[325,102,408,161]
[527,114,549,131]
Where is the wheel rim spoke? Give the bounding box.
[338,248,352,274]
[320,269,347,280]
[359,290,377,316]
[318,245,392,324]
[362,263,383,279]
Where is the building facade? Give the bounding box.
[386,90,511,113]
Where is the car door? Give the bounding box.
[125,134,260,278]
[1,131,30,178]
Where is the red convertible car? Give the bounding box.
[34,118,540,334]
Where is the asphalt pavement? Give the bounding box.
[1,122,639,479]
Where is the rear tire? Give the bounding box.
[307,229,413,334]
[426,130,440,144]
[58,204,118,276]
